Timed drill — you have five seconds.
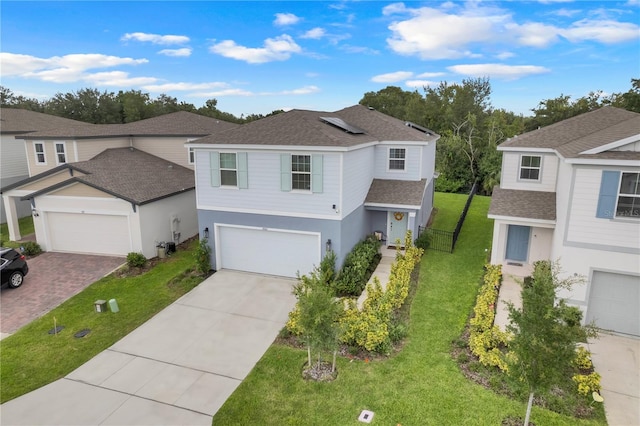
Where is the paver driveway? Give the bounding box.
[0,252,124,337]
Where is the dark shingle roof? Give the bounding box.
[488,187,556,221]
[15,111,238,139]
[365,179,427,207]
[192,105,439,147]
[0,108,90,134]
[19,148,194,205]
[499,107,640,159]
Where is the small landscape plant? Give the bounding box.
[194,238,211,276]
[126,252,147,268]
[20,241,42,257]
[332,235,381,297]
[414,229,431,250]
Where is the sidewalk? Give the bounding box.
[356,246,402,308]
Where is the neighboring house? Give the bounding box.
[189,105,439,278]
[488,106,640,337]
[2,148,197,258]
[0,108,89,223]
[2,111,238,243]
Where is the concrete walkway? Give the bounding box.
[1,270,296,425]
[494,264,639,426]
[356,246,402,308]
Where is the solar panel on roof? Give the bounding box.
[320,116,365,134]
[405,121,434,135]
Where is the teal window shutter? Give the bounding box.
[596,170,620,218]
[210,151,220,187]
[281,154,291,191]
[312,155,323,193]
[237,152,248,189]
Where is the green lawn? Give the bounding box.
[212,194,604,425]
[0,242,204,403]
[0,216,35,246]
[430,191,469,230]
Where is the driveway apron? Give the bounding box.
[0,252,124,338]
[1,270,296,425]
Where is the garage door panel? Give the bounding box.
[587,271,639,337]
[48,212,131,256]
[218,226,319,278]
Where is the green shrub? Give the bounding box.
[126,252,146,268]
[414,230,431,250]
[319,250,336,286]
[194,238,211,275]
[21,241,42,257]
[333,236,381,297]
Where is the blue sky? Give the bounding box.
[1,1,638,118]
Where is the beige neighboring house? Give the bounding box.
[0,108,89,223]
[488,106,640,337]
[2,111,238,256]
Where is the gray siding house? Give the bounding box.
[189,105,439,278]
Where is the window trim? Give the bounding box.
[54,141,67,165]
[219,152,238,187]
[615,171,640,219]
[33,141,47,165]
[388,147,406,172]
[518,154,542,182]
[291,154,312,192]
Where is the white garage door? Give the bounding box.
[48,212,131,256]
[217,225,320,278]
[587,271,640,336]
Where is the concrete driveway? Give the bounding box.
[0,252,124,338]
[1,270,296,425]
[588,333,640,426]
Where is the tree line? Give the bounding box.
[2,79,638,194]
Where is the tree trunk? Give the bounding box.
[332,350,337,372]
[524,391,534,426]
[307,346,311,368]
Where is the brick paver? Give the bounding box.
[1,252,124,335]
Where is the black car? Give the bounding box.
[1,248,29,288]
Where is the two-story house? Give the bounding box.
[189,105,439,278]
[2,111,238,258]
[0,108,89,223]
[488,106,640,337]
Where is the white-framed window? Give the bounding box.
[33,142,46,164]
[291,154,311,191]
[54,142,67,164]
[219,152,238,186]
[519,155,541,180]
[389,148,406,171]
[188,147,195,165]
[616,172,640,218]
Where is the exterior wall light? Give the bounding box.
[326,238,332,252]
[203,227,209,239]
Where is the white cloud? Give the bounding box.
[158,48,192,57]
[191,88,254,97]
[448,63,550,80]
[301,27,326,39]
[553,8,582,18]
[416,71,445,78]
[561,19,640,43]
[84,71,158,86]
[382,3,410,16]
[143,82,229,92]
[340,45,379,55]
[209,35,301,64]
[371,71,414,83]
[274,13,301,26]
[0,53,148,83]
[121,32,190,45]
[191,85,321,98]
[405,80,439,88]
[506,22,561,47]
[495,51,515,60]
[278,85,321,95]
[627,0,640,5]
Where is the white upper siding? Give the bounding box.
[0,135,29,180]
[421,142,436,179]
[342,147,375,216]
[374,144,422,180]
[565,166,640,250]
[196,149,341,218]
[500,151,558,192]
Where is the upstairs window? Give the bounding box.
[617,172,640,218]
[519,155,541,180]
[291,155,311,191]
[34,142,46,164]
[219,153,237,186]
[389,148,406,171]
[188,147,195,164]
[55,142,67,164]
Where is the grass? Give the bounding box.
[0,216,35,248]
[0,241,204,403]
[211,194,605,426]
[430,191,470,230]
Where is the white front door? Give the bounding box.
[388,211,408,247]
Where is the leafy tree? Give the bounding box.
[612,78,640,113]
[44,88,122,123]
[360,86,427,125]
[197,98,243,123]
[116,90,151,122]
[506,261,596,425]
[294,260,342,373]
[0,86,44,111]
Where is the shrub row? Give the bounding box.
[572,346,602,396]
[468,264,509,371]
[332,236,381,297]
[339,232,423,353]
